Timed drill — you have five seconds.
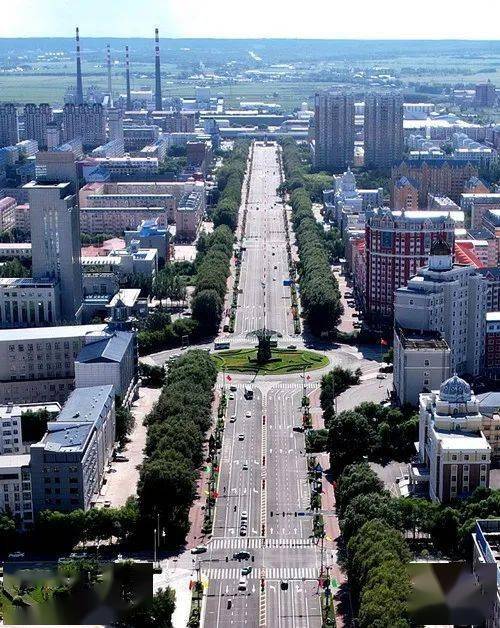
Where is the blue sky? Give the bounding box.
[2,0,499,39]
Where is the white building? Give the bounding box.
[412,375,490,503]
[0,454,32,528]
[394,239,488,377]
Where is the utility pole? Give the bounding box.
[153,527,157,565]
[332,372,337,415]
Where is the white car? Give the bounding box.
[238,434,245,441]
[245,411,251,418]
[229,393,235,400]
[241,511,248,520]
[230,415,236,423]
[191,545,207,555]
[238,577,247,591]
[376,373,387,380]
[242,463,248,471]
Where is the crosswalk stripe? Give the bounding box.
[203,567,319,581]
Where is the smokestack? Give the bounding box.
[75,27,84,105]
[125,46,132,111]
[154,27,162,111]
[106,43,113,107]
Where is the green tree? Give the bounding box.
[191,289,223,335]
[116,405,135,448]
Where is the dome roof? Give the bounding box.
[439,374,472,403]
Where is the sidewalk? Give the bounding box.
[309,387,349,628]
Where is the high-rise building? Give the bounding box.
[365,208,455,324]
[314,92,355,171]
[391,176,419,210]
[364,93,404,168]
[394,239,488,376]
[108,108,124,144]
[24,179,83,322]
[0,104,19,148]
[474,80,497,108]
[46,122,61,150]
[62,103,106,149]
[24,103,53,150]
[154,28,162,111]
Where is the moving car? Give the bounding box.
[229,393,235,400]
[191,545,207,554]
[230,415,236,423]
[287,344,297,349]
[241,566,252,576]
[238,577,247,591]
[245,411,251,418]
[376,373,387,380]
[229,385,237,392]
[241,511,248,520]
[238,434,245,441]
[242,463,248,470]
[233,551,250,560]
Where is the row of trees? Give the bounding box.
[137,311,199,355]
[290,187,343,336]
[212,141,250,231]
[191,225,234,335]
[137,350,218,544]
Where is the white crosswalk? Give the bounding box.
[273,382,320,390]
[209,537,316,550]
[204,567,318,581]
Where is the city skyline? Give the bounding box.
[1,0,499,39]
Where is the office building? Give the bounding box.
[0,402,60,455]
[0,324,107,404]
[24,104,53,150]
[81,244,158,282]
[0,196,16,232]
[62,103,106,149]
[0,278,60,328]
[124,218,170,266]
[485,312,500,378]
[392,160,478,205]
[80,206,168,234]
[472,520,500,628]
[461,193,500,229]
[364,93,404,168]
[30,384,115,514]
[75,331,137,403]
[175,184,206,241]
[365,208,455,323]
[0,104,19,148]
[25,180,83,322]
[314,92,355,171]
[0,454,32,528]
[394,239,488,376]
[393,326,451,406]
[412,375,490,503]
[108,108,124,144]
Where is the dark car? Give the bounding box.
[233,551,251,560]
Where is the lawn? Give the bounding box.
[212,348,329,375]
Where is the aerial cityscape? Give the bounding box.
[0,2,499,626]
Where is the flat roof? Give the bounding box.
[57,385,114,424]
[487,312,500,322]
[0,324,106,342]
[397,326,449,350]
[434,428,490,450]
[0,454,30,470]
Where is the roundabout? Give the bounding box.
[211,347,329,375]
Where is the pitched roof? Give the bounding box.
[76,331,133,364]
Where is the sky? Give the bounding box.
[1,0,499,39]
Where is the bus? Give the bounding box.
[244,385,254,400]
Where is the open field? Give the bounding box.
[212,347,329,374]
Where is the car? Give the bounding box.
[245,411,251,418]
[353,322,362,328]
[104,501,112,508]
[287,344,297,349]
[376,373,387,380]
[280,580,289,591]
[114,455,129,462]
[240,527,247,536]
[292,426,304,433]
[229,385,237,392]
[191,545,207,555]
[242,463,248,471]
[230,415,236,423]
[229,393,235,400]
[233,551,251,560]
[8,551,25,560]
[274,265,278,270]
[238,577,247,591]
[107,468,117,473]
[241,566,252,576]
[273,277,276,281]
[238,434,245,441]
[241,511,248,520]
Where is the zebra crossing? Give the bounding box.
[205,567,318,581]
[209,537,316,550]
[273,381,320,390]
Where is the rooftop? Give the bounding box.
[0,324,106,343]
[57,385,114,424]
[486,312,500,322]
[76,331,133,364]
[0,453,31,470]
[396,326,449,351]
[433,428,490,451]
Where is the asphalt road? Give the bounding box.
[202,142,323,628]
